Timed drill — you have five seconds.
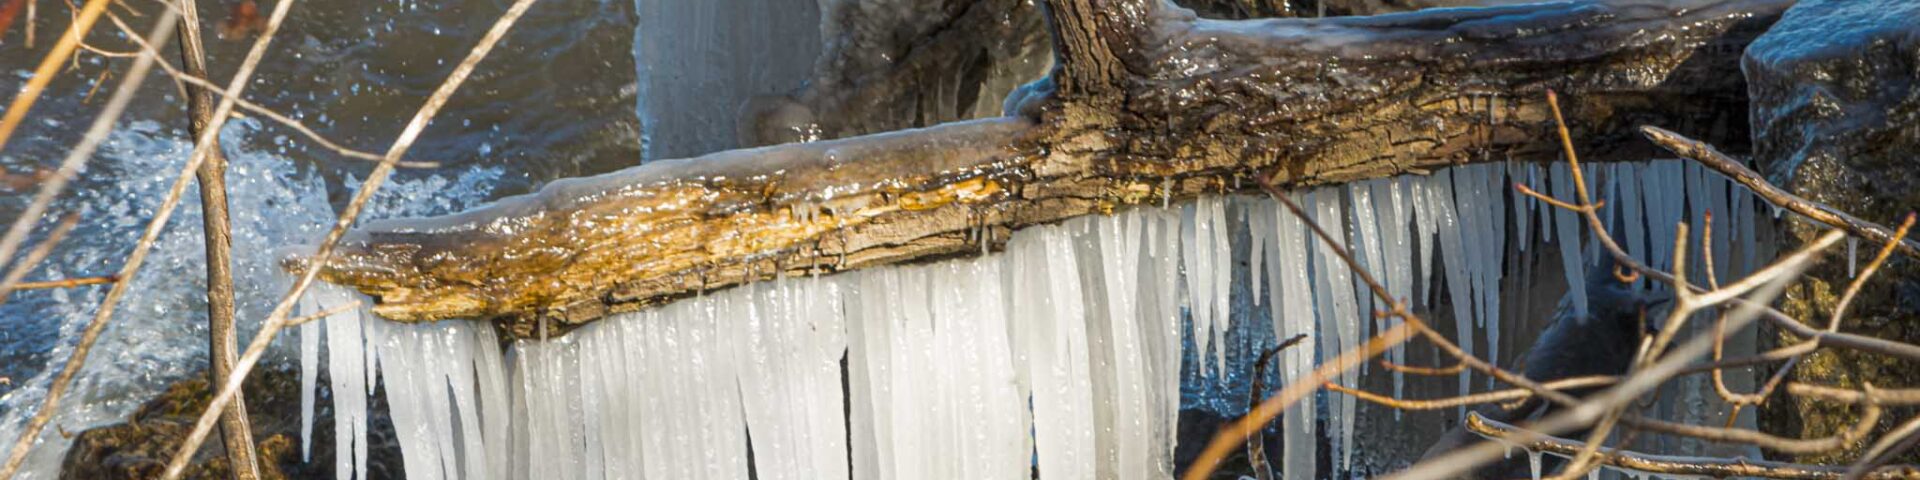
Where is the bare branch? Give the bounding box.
[1640,126,1920,260]
[173,0,262,475]
[1466,413,1919,479]
[1327,376,1618,411]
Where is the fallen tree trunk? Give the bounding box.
[306,0,1790,336]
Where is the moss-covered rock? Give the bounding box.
[60,365,403,479]
[1746,0,1920,465]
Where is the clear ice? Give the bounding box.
[288,160,1772,480]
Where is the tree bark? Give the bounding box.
[174,0,262,477]
[301,0,1789,337]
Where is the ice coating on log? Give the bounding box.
[306,0,1785,330]
[318,118,1031,323]
[285,157,1780,479]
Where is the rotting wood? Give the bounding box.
[301,0,1792,337]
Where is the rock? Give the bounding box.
[1745,0,1920,464]
[61,366,403,479]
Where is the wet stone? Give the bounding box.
[1745,0,1920,464]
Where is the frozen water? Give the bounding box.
[283,159,1768,480]
[1550,162,1587,315]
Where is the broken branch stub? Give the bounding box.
[308,0,1790,336]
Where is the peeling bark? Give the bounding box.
[304,0,1789,336]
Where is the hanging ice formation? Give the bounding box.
[291,160,1771,479]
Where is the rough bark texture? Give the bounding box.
[1746,0,1920,465]
[305,0,1787,337]
[174,0,261,476]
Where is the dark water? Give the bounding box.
[0,0,641,473]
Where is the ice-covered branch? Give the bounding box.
[309,0,1793,331]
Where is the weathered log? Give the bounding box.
[307,0,1789,336]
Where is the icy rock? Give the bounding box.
[1746,0,1920,459]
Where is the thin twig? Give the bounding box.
[1386,91,1848,480]
[1184,324,1411,480]
[1466,413,1919,479]
[97,9,439,168]
[1848,416,1920,480]
[284,300,361,327]
[1246,334,1308,480]
[1788,383,1920,406]
[159,0,542,476]
[1379,359,1466,376]
[0,214,81,306]
[1327,375,1617,411]
[7,276,116,291]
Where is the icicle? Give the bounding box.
[1528,451,1543,480]
[297,294,320,462]
[1510,163,1530,252]
[1250,200,1269,307]
[1010,223,1097,480]
[1087,214,1163,480]
[1534,163,1553,244]
[1551,163,1587,315]
[1473,164,1505,373]
[1180,201,1214,374]
[1738,185,1759,275]
[1207,197,1231,375]
[1349,182,1387,378]
[1142,209,1186,477]
[1643,161,1674,274]
[1849,237,1859,278]
[1619,163,1648,287]
[1309,188,1360,474]
[1410,177,1437,308]
[1376,179,1413,407]
[1272,190,1317,480]
[1429,171,1475,416]
[312,283,371,480]
[736,277,850,480]
[1450,167,1486,338]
